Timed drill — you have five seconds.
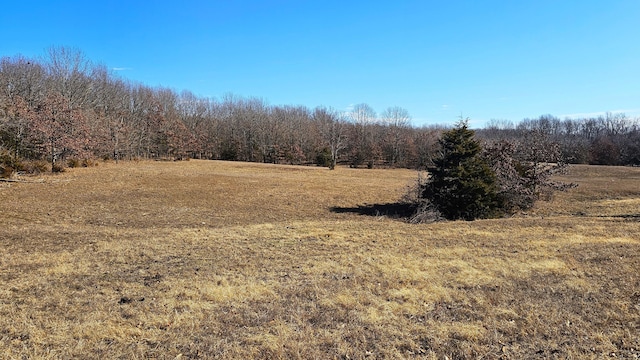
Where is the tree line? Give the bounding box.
[0,48,443,173]
[1,47,639,176]
[478,114,640,166]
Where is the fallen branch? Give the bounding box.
[0,177,45,183]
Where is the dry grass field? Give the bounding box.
[1,160,639,359]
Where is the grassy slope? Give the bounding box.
[0,161,639,359]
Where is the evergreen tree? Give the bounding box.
[421,120,500,220]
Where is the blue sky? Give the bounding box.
[1,1,639,127]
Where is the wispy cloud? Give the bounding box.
[112,67,132,71]
[441,104,449,110]
[560,109,640,119]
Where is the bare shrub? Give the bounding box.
[483,141,537,212]
[82,158,99,167]
[402,171,443,223]
[483,134,577,213]
[0,150,21,178]
[67,158,81,168]
[52,163,65,173]
[408,201,443,224]
[400,171,429,204]
[21,160,50,174]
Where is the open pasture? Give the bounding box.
[1,161,639,359]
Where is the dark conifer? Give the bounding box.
[421,119,500,220]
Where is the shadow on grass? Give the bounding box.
[330,202,417,220]
[611,214,640,221]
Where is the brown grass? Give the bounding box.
[1,161,639,359]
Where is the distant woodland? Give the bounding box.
[1,47,639,172]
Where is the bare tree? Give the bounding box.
[87,65,133,162]
[0,55,47,107]
[282,105,313,164]
[28,91,90,170]
[380,106,411,166]
[314,106,347,169]
[412,125,443,169]
[348,103,378,167]
[0,57,48,159]
[269,105,310,164]
[45,46,93,109]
